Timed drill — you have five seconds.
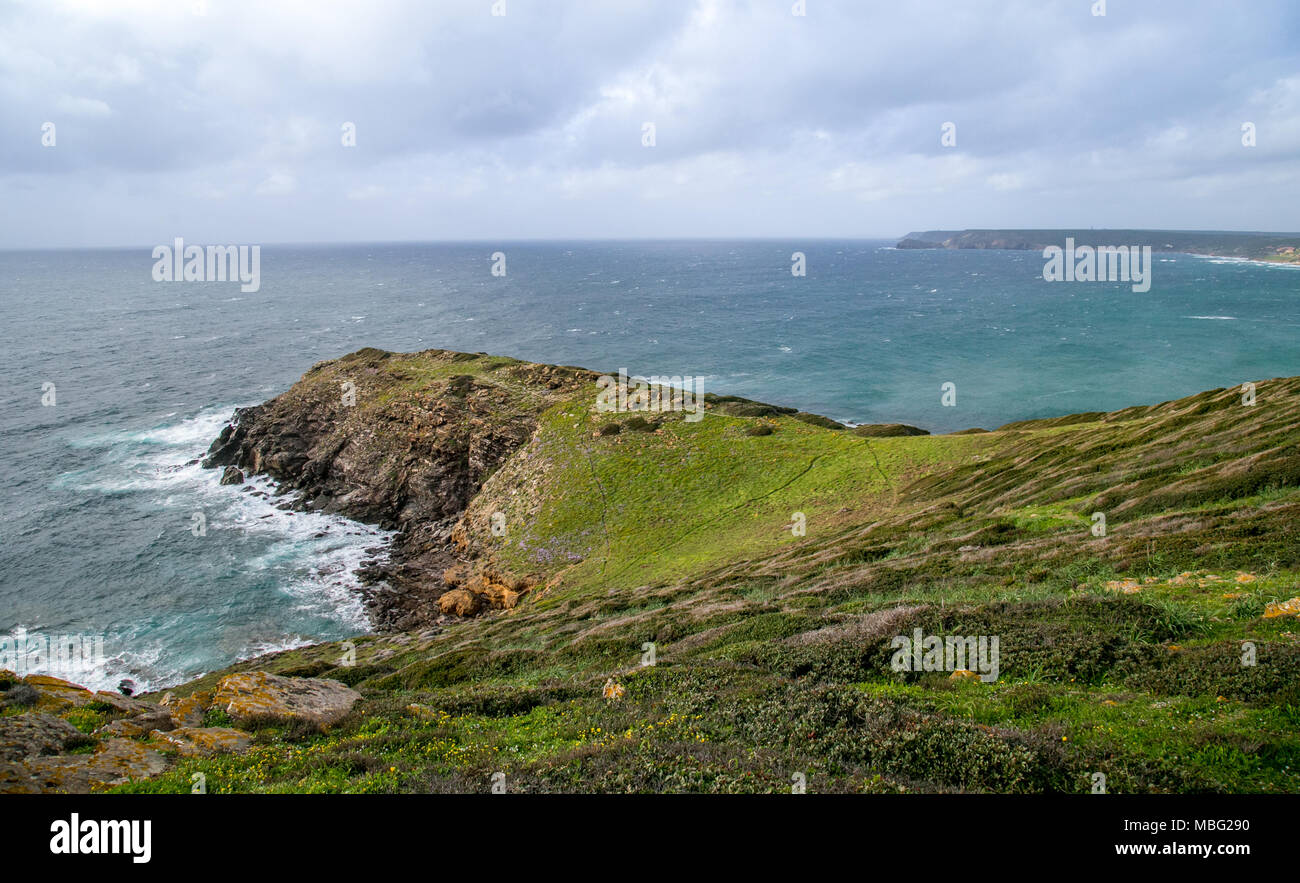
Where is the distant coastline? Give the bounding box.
[897,228,1300,264]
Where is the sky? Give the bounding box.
[1,0,1298,248]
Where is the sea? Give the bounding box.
[1,240,1296,691]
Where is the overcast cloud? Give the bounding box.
[2,0,1298,247]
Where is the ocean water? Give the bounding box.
[1,240,1297,691]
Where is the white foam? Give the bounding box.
[51,408,396,689]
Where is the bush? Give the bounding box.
[624,416,659,432]
[1,683,38,708]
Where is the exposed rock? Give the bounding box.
[16,738,168,793]
[161,691,209,728]
[23,675,94,711]
[437,587,481,617]
[201,348,600,631]
[1263,597,1300,618]
[126,707,178,733]
[220,465,245,485]
[91,690,157,715]
[96,719,148,738]
[852,423,930,438]
[212,671,361,727]
[0,713,86,763]
[148,726,251,756]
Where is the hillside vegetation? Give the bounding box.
[9,348,1299,793]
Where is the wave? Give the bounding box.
[39,406,395,691]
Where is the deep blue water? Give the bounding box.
[1,240,1297,689]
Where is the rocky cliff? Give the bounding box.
[202,347,599,630]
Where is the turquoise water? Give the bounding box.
[1,240,1296,689]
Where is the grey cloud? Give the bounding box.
[1,0,1298,247]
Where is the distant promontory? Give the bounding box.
[897,229,1300,262]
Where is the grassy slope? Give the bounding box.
[466,397,995,594]
[106,362,1300,794]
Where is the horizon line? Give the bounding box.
[5,227,1300,253]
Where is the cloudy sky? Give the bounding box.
[2,0,1298,248]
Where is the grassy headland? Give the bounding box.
[8,347,1299,793]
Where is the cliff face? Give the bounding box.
[203,347,599,630]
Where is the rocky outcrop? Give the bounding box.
[852,423,930,438]
[12,739,169,794]
[161,691,208,727]
[202,348,599,630]
[211,671,361,727]
[0,671,354,792]
[21,674,95,710]
[0,713,86,763]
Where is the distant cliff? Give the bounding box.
[898,229,1300,261]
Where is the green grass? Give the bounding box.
[470,397,995,593]
[84,354,1300,793]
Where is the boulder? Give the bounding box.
[161,691,209,728]
[96,719,148,739]
[437,588,481,617]
[22,675,94,711]
[91,690,157,715]
[212,671,361,727]
[125,707,176,733]
[0,713,85,763]
[220,465,246,485]
[17,739,168,793]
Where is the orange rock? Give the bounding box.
[23,675,94,711]
[212,671,361,727]
[437,588,480,617]
[1263,597,1300,618]
[18,738,168,793]
[148,726,251,757]
[161,690,210,727]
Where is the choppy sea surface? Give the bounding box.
[1,240,1296,690]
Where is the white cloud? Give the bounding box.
[1,0,1299,246]
[255,172,296,196]
[55,95,111,117]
